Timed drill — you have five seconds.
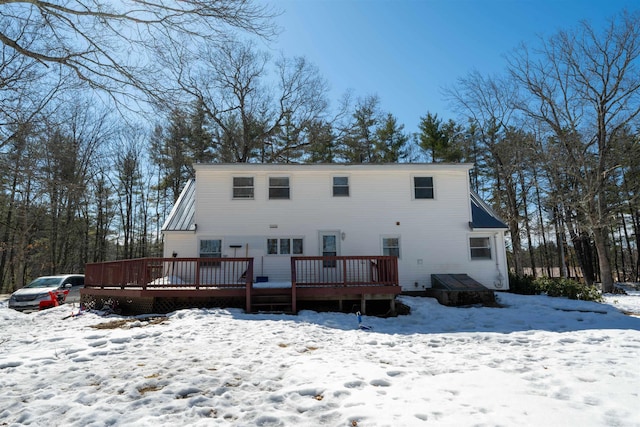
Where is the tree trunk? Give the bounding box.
[593,226,614,292]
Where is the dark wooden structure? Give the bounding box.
[423,274,496,306]
[82,256,401,315]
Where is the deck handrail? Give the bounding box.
[291,256,399,288]
[85,257,253,290]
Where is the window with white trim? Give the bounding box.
[269,177,290,199]
[333,176,349,197]
[382,237,400,258]
[233,177,254,199]
[414,176,434,199]
[200,239,222,266]
[470,237,492,260]
[267,238,303,255]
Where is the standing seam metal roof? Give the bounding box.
[470,191,508,229]
[161,179,196,232]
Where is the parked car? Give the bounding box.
[8,275,84,312]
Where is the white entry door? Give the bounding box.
[319,231,340,269]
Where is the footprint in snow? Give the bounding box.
[344,380,366,389]
[370,379,391,387]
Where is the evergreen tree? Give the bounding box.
[305,120,336,163]
[375,113,409,162]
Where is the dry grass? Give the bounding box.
[90,317,168,330]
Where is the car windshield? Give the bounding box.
[24,277,63,288]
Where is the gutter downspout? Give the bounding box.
[494,233,504,288]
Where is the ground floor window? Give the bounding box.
[200,239,222,266]
[382,236,400,258]
[267,238,304,255]
[470,237,492,260]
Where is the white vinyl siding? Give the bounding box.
[179,164,508,290]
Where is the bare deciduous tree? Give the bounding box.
[508,10,640,292]
[174,39,328,163]
[0,1,276,103]
[446,71,528,276]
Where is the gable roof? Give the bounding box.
[162,179,196,232]
[469,191,508,230]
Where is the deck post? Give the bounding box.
[245,259,253,313]
[100,263,105,289]
[245,281,252,313]
[342,259,347,287]
[142,259,148,290]
[195,260,200,290]
[120,260,125,289]
[291,257,297,313]
[360,295,366,315]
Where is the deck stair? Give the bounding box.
[250,288,294,314]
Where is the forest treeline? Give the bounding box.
[1,3,639,293]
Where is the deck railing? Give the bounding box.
[85,256,397,290]
[291,256,399,287]
[85,257,253,290]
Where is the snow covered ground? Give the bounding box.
[1,291,639,427]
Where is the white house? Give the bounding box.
[162,163,509,292]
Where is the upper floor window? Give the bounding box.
[269,177,290,199]
[333,176,349,197]
[414,176,434,199]
[233,177,254,199]
[470,237,492,260]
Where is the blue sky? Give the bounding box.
[267,0,638,135]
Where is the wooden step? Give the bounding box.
[251,293,293,313]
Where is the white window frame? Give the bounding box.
[268,176,291,200]
[469,236,492,260]
[232,176,255,199]
[381,236,401,259]
[332,176,350,197]
[267,237,304,255]
[412,176,435,200]
[200,238,223,267]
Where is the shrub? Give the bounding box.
[508,274,602,302]
[507,272,537,295]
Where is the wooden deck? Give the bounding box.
[82,256,401,315]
